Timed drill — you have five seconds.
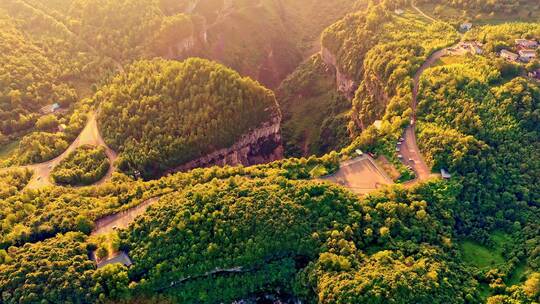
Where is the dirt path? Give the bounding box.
[412,2,438,23]
[91,197,161,236]
[0,2,124,189]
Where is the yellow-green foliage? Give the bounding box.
[51,145,110,186]
[464,23,540,53]
[0,169,33,199]
[97,58,278,177]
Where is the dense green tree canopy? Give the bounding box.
[97,58,279,177]
[51,145,110,186]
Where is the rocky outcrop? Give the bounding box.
[163,21,208,59]
[321,46,357,99]
[170,113,283,173]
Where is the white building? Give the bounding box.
[515,39,538,49]
[500,49,519,61]
[460,23,473,31]
[519,49,537,62]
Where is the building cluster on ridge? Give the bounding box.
[500,39,538,63]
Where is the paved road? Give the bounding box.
[398,48,449,181]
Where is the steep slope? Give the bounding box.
[277,55,351,157]
[321,7,458,132]
[278,5,458,157]
[193,0,362,88]
[97,58,282,178]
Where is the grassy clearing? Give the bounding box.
[460,231,510,269]
[461,240,505,269]
[435,55,466,66]
[508,262,530,285]
[309,165,329,178]
[0,139,20,161]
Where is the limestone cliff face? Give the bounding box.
[321,46,357,99]
[170,112,283,173]
[163,21,208,59]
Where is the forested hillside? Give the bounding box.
[322,6,458,131]
[278,55,351,157]
[415,0,540,22]
[198,0,362,88]
[279,5,458,156]
[1,1,540,303]
[0,162,487,303]
[97,58,279,177]
[0,9,81,137]
[417,54,540,251]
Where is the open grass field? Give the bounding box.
[460,231,512,269]
[461,231,531,285]
[461,240,505,269]
[435,55,467,67]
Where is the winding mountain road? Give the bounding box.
[0,112,118,189]
[398,3,463,183]
[326,6,461,191]
[399,47,449,182]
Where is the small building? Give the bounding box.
[515,39,538,49]
[460,23,473,32]
[39,103,61,115]
[394,9,404,15]
[529,69,540,80]
[57,124,67,132]
[441,169,451,179]
[96,251,133,269]
[460,41,483,55]
[519,49,537,62]
[500,49,519,61]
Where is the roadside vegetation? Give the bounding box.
[415,0,540,23]
[51,145,110,186]
[415,33,540,302]
[0,169,33,199]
